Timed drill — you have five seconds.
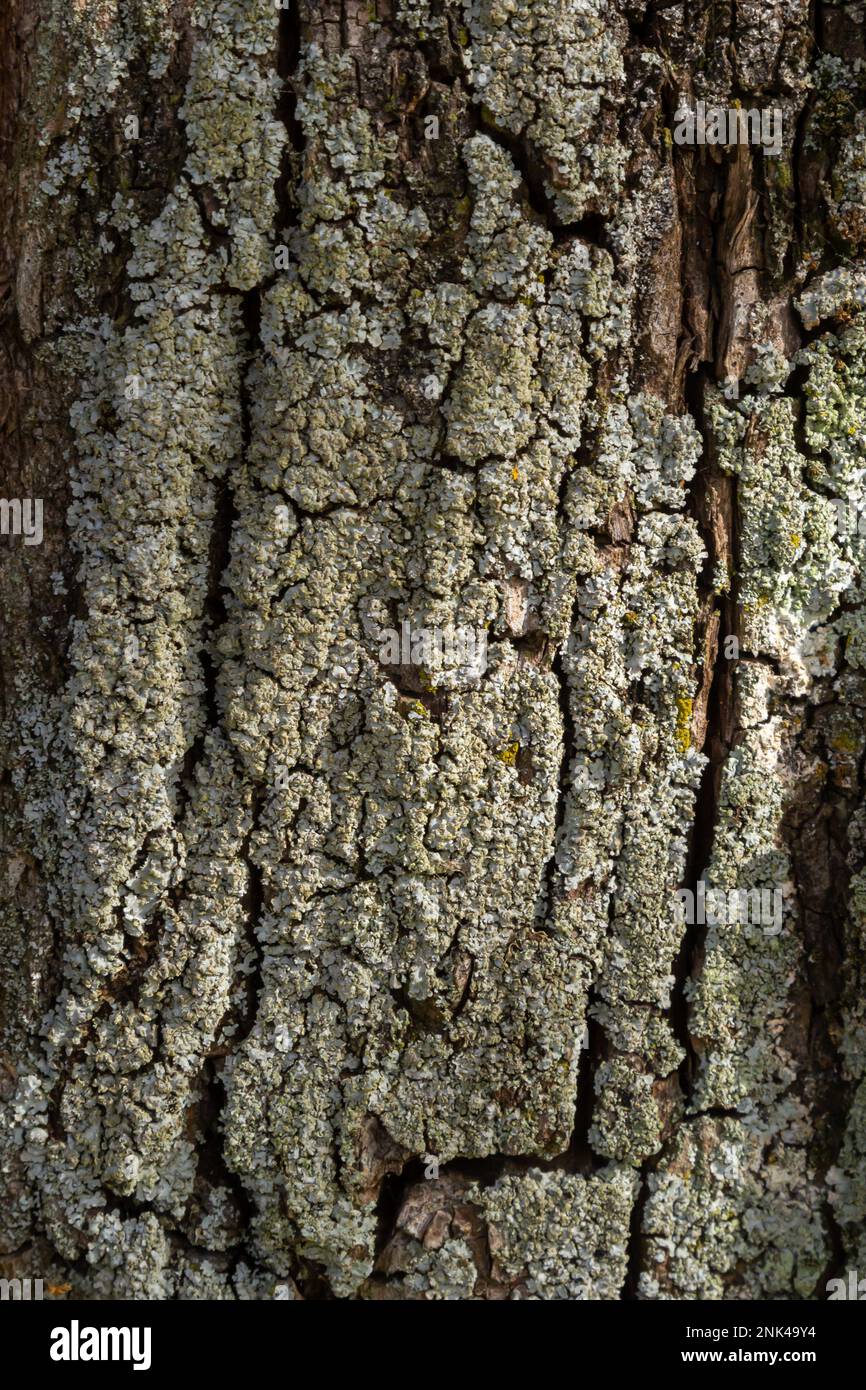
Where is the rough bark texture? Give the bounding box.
[1,0,866,1301]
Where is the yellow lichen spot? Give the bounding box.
[833,730,859,754]
[512,467,520,481]
[674,696,693,755]
[46,1282,72,1296]
[497,740,520,766]
[789,533,801,549]
[406,700,428,720]
[624,610,638,625]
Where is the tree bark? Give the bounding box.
[1,0,865,1300]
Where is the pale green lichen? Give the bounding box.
[4,0,866,1304]
[641,1117,827,1300]
[480,1165,638,1299]
[461,0,628,221]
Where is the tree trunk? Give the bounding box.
[1,0,865,1301]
